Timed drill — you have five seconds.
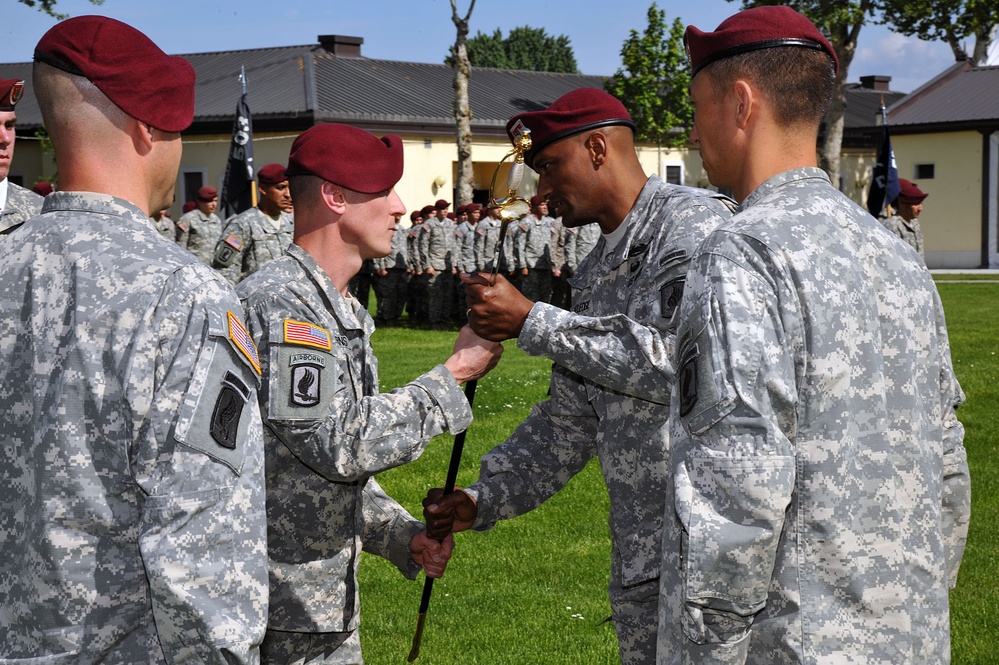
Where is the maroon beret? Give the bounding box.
[446,212,456,221]
[286,123,403,194]
[435,199,450,210]
[897,179,927,205]
[420,204,435,218]
[32,181,54,196]
[196,185,218,201]
[684,6,838,78]
[257,163,287,185]
[467,202,482,213]
[34,16,196,132]
[410,210,422,222]
[506,88,636,169]
[530,194,546,207]
[182,201,197,214]
[0,78,24,112]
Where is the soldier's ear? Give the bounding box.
[586,131,608,168]
[321,181,347,215]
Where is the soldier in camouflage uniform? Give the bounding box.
[0,77,44,236]
[150,207,177,241]
[424,88,735,665]
[0,17,269,662]
[881,178,928,261]
[214,163,295,284]
[657,8,970,663]
[372,213,410,325]
[515,195,556,303]
[177,184,223,264]
[236,123,503,664]
[422,199,455,329]
[474,202,503,271]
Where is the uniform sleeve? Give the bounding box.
[246,302,472,482]
[213,216,249,285]
[935,294,970,588]
[669,249,796,665]
[361,477,424,578]
[136,272,268,664]
[466,363,599,529]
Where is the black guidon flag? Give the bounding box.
[220,92,256,219]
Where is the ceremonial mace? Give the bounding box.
[407,127,533,662]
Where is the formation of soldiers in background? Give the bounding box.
[358,194,601,329]
[17,165,604,331]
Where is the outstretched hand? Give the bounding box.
[423,487,478,541]
[460,272,534,341]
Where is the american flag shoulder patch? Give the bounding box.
[224,234,243,250]
[284,319,332,351]
[227,310,261,375]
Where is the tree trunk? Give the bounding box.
[820,20,862,190]
[451,0,476,206]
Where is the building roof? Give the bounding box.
[887,60,999,133]
[1,38,605,137]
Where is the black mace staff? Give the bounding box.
[407,127,533,662]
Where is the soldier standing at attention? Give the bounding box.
[372,211,410,326]
[0,77,44,235]
[177,184,223,264]
[0,16,269,661]
[214,162,295,284]
[236,123,503,664]
[658,7,969,662]
[515,194,556,303]
[423,88,736,665]
[474,200,503,272]
[423,198,455,329]
[881,178,929,261]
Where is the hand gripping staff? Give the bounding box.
[407,127,532,662]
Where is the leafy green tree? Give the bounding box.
[878,0,998,64]
[18,0,103,19]
[460,25,579,73]
[605,4,692,151]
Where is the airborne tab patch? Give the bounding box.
[228,310,261,375]
[284,319,332,351]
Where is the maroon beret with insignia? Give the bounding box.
[684,6,838,78]
[196,185,218,201]
[435,199,450,210]
[286,124,403,194]
[506,88,636,169]
[896,179,928,205]
[34,16,196,132]
[0,77,24,112]
[257,163,287,185]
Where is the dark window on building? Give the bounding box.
[665,165,682,185]
[914,163,935,180]
[183,172,204,206]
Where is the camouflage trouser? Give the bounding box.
[426,270,452,326]
[521,268,552,304]
[261,628,362,665]
[373,270,409,324]
[609,562,659,665]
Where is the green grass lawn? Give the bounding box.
[356,277,997,664]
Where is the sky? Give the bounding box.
[5,0,969,94]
